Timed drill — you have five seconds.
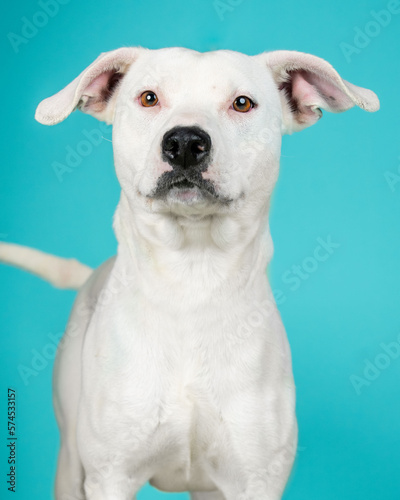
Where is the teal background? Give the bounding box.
[1,0,399,498]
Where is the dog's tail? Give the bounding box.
[0,242,93,290]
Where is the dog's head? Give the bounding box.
[36,47,379,218]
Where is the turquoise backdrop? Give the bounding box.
[1,0,399,499]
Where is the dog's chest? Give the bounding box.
[84,303,259,491]
[147,363,227,492]
[81,278,283,491]
[95,338,234,491]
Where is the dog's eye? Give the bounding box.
[233,96,254,113]
[141,91,159,107]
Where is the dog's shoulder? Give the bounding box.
[82,256,116,300]
[72,256,116,318]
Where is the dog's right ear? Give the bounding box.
[35,47,140,125]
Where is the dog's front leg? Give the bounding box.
[205,414,297,500]
[82,469,142,500]
[216,450,296,500]
[81,449,149,500]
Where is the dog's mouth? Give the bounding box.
[150,171,221,201]
[170,178,196,190]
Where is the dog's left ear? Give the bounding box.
[35,47,141,125]
[257,50,380,133]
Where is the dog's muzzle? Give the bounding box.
[150,126,221,200]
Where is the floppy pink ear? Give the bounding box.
[35,47,140,125]
[261,50,379,133]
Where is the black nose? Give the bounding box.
[162,126,211,170]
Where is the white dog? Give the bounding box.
[0,47,379,500]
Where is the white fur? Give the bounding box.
[0,242,92,289]
[5,47,379,500]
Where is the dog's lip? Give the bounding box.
[150,171,220,200]
[146,171,234,205]
[169,177,197,190]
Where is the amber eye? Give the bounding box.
[140,91,159,107]
[233,95,254,113]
